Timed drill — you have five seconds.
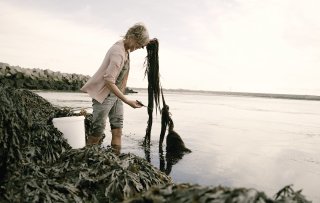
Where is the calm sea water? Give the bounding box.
[36,90,320,202]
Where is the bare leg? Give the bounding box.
[111,128,122,154]
[111,128,122,146]
[86,135,102,146]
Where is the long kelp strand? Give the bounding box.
[144,39,161,144]
[145,38,161,113]
[159,87,171,150]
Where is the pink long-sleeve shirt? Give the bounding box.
[80,40,129,103]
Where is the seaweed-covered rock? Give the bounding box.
[0,87,172,202]
[1,146,172,203]
[124,183,311,203]
[0,86,71,181]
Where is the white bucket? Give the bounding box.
[52,116,85,148]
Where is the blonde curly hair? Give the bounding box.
[124,23,150,46]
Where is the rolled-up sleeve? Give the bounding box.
[104,53,124,84]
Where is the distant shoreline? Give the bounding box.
[132,87,320,101]
[2,62,319,101]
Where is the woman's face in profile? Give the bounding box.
[127,38,145,52]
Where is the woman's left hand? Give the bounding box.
[126,100,143,109]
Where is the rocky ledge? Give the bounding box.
[0,62,89,91]
[0,62,137,93]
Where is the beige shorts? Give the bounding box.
[91,93,123,136]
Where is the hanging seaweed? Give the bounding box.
[144,38,161,144]
[159,88,171,151]
[158,88,191,154]
[143,39,190,154]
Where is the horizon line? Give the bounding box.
[130,87,320,101]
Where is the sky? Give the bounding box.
[1,0,320,95]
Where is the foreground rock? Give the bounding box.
[2,146,172,202]
[125,183,310,203]
[0,87,71,181]
[0,86,171,202]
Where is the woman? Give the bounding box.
[81,23,150,147]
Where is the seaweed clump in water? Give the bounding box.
[0,86,172,202]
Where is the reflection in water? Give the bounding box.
[143,142,191,175]
[160,127,192,175]
[143,142,151,163]
[160,149,190,175]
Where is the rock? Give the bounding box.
[15,72,24,79]
[24,68,32,78]
[0,62,9,69]
[9,66,21,75]
[125,183,311,203]
[38,69,47,78]
[0,62,109,91]
[44,69,54,76]
[125,87,138,94]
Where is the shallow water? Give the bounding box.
[36,90,320,201]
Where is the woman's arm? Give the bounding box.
[106,82,142,109]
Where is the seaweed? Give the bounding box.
[159,88,170,150]
[144,38,161,145]
[1,146,172,202]
[159,88,191,154]
[144,39,190,155]
[0,87,172,202]
[124,183,311,203]
[0,87,71,181]
[274,185,311,203]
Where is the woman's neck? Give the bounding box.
[123,39,130,51]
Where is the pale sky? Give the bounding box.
[1,0,320,95]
